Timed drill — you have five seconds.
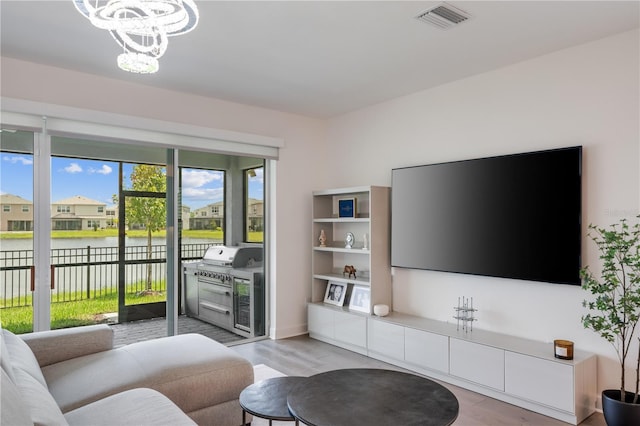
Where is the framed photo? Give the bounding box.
[324,281,347,306]
[349,286,371,313]
[338,198,356,218]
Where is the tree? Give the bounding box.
[126,165,166,294]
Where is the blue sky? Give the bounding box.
[0,155,263,210]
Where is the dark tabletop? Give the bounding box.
[239,376,306,421]
[287,368,459,426]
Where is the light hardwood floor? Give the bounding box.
[231,335,605,426]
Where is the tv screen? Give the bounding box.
[391,146,582,285]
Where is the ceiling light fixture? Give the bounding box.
[73,0,199,74]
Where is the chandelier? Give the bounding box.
[73,0,199,74]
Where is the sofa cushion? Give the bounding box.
[42,333,253,417]
[2,329,48,388]
[20,324,114,367]
[1,369,33,426]
[12,368,69,426]
[64,388,197,426]
[1,329,17,382]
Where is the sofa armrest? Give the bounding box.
[20,324,114,367]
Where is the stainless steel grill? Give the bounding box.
[183,246,264,338]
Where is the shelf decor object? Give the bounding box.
[338,198,356,218]
[554,340,574,360]
[453,296,477,332]
[324,281,347,306]
[318,229,327,247]
[349,286,371,313]
[344,232,355,249]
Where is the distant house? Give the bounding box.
[190,201,223,230]
[181,205,190,230]
[105,205,118,228]
[0,194,33,231]
[188,199,263,232]
[51,195,107,231]
[247,198,263,232]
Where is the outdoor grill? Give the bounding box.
[183,246,264,338]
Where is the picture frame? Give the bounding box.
[349,286,371,313]
[338,198,356,218]
[324,281,347,306]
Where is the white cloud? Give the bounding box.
[182,170,223,189]
[64,163,83,174]
[89,164,113,175]
[2,155,33,166]
[183,187,224,202]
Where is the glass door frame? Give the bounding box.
[1,107,276,337]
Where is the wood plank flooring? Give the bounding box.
[231,335,605,426]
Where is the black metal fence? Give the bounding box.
[0,243,217,308]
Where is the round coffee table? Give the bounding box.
[287,368,459,426]
[240,376,306,425]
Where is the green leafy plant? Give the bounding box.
[581,216,640,403]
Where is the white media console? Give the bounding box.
[308,304,597,425]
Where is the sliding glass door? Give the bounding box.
[0,130,35,333]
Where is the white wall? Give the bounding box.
[0,57,327,339]
[326,29,640,400]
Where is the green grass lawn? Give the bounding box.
[0,288,165,334]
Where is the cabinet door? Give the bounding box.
[308,304,333,339]
[368,319,404,360]
[334,310,367,349]
[505,352,574,412]
[450,338,504,391]
[405,328,449,374]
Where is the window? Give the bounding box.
[22,205,30,212]
[245,166,264,243]
[3,205,10,212]
[97,206,104,213]
[56,205,70,213]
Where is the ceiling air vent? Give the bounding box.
[415,2,471,30]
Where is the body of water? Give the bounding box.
[1,237,219,251]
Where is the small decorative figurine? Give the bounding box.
[319,229,327,247]
[343,265,357,279]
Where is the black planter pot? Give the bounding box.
[602,389,640,426]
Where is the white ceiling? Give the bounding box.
[1,1,638,118]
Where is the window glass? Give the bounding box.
[245,166,264,243]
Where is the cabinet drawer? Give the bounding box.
[450,338,504,391]
[199,282,232,306]
[199,300,233,328]
[368,319,404,360]
[335,311,367,349]
[308,304,334,339]
[505,351,574,412]
[405,328,449,374]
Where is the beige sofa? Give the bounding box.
[1,324,254,426]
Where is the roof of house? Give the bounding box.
[0,194,33,205]
[52,195,105,206]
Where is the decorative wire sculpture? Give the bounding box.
[453,296,477,332]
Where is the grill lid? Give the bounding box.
[202,245,263,268]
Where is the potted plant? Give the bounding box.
[581,216,640,425]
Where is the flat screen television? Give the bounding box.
[391,146,582,285]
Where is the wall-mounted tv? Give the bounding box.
[391,146,582,285]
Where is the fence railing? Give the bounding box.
[0,243,217,308]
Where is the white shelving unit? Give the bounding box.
[308,186,391,353]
